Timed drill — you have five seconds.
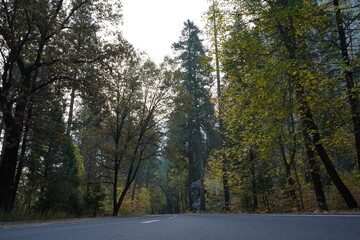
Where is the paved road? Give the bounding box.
[1,214,359,240]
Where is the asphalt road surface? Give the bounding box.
[1,214,359,240]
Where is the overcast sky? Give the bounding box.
[121,0,210,64]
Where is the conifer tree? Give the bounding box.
[170,20,216,211]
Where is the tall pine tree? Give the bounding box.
[169,20,216,211]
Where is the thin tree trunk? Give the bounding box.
[249,150,258,212]
[289,112,305,210]
[175,193,180,214]
[199,161,206,211]
[66,85,76,135]
[112,106,125,216]
[303,131,328,211]
[333,0,360,171]
[188,150,194,212]
[293,163,305,211]
[0,117,4,160]
[279,139,299,207]
[113,130,144,216]
[198,127,206,211]
[112,162,119,216]
[11,104,33,209]
[212,0,231,211]
[131,176,138,202]
[0,117,3,134]
[263,191,271,213]
[183,185,188,212]
[113,163,140,216]
[41,145,53,214]
[315,141,358,209]
[113,184,130,216]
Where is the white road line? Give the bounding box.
[141,220,160,224]
[169,214,178,219]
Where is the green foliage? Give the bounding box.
[10,85,84,217]
[84,183,106,217]
[162,20,217,212]
[204,0,360,213]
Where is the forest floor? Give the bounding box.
[0,216,117,227]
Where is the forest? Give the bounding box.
[0,0,359,220]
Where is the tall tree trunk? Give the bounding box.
[131,176,138,202]
[289,112,305,210]
[279,139,300,208]
[249,150,258,212]
[263,191,271,213]
[0,122,22,213]
[303,131,328,211]
[0,95,27,213]
[112,161,119,216]
[293,162,305,210]
[66,85,76,135]
[113,184,130,216]
[11,104,33,209]
[198,127,206,211]
[0,116,3,156]
[296,84,358,209]
[275,3,358,210]
[188,140,194,212]
[113,163,140,216]
[113,133,143,216]
[199,157,206,211]
[183,186,188,213]
[175,191,180,214]
[0,117,3,133]
[212,0,231,211]
[222,163,231,211]
[333,0,360,171]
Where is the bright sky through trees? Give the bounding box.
[121,0,209,64]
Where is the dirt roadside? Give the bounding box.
[0,216,119,228]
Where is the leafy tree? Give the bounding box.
[16,84,84,216]
[207,0,359,212]
[0,0,121,213]
[206,0,231,211]
[325,0,360,171]
[86,46,171,216]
